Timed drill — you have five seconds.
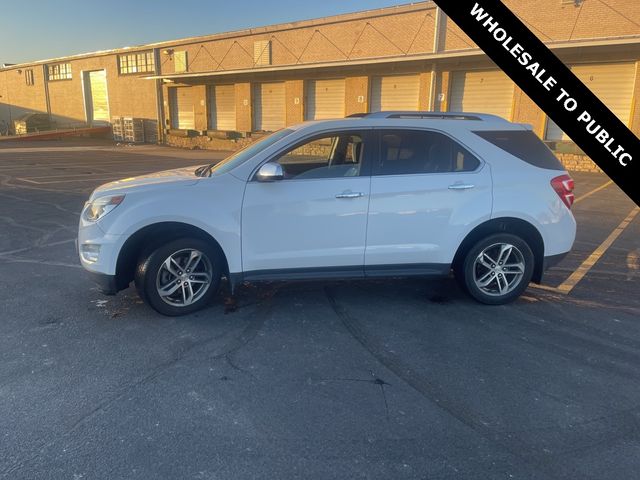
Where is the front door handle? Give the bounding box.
[336,191,365,199]
[448,183,475,191]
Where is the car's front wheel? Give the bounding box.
[135,238,222,316]
[459,233,534,305]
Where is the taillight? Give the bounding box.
[551,174,575,209]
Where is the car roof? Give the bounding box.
[290,111,530,133]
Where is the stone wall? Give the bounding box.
[166,133,252,151]
[556,153,602,173]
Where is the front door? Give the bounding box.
[365,129,492,272]
[242,130,372,275]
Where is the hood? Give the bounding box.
[92,165,203,197]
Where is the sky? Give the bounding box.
[0,0,409,65]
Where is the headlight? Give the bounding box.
[82,195,125,222]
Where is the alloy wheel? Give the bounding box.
[155,248,213,307]
[473,242,526,297]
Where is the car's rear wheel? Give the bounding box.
[458,233,534,305]
[135,238,222,316]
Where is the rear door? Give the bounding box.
[365,128,492,272]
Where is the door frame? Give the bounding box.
[81,69,110,126]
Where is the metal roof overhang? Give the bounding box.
[144,36,640,82]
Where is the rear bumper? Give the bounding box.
[87,270,118,295]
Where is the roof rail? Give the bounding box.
[349,111,509,122]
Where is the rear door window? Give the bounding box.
[373,130,480,176]
[473,130,564,170]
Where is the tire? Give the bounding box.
[457,233,534,305]
[135,237,223,316]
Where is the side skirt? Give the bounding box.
[228,263,451,293]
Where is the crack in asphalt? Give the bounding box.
[319,371,392,421]
[322,285,626,480]
[0,238,77,258]
[0,191,81,216]
[0,298,271,478]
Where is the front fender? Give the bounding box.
[99,175,245,274]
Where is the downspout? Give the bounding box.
[431,7,446,112]
[42,64,52,123]
[154,48,165,144]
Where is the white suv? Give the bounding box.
[78,112,576,315]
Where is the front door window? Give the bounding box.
[274,133,365,180]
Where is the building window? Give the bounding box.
[174,51,188,73]
[25,69,34,86]
[47,63,72,81]
[118,51,155,75]
[253,40,271,66]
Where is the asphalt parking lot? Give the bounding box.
[0,139,639,480]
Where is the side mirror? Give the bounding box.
[256,162,284,182]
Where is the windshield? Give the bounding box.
[207,129,294,176]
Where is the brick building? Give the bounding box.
[1,0,639,171]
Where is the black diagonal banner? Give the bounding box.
[433,0,639,206]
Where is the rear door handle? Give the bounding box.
[335,191,365,199]
[448,183,475,190]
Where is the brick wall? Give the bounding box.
[442,0,640,51]
[285,80,304,126]
[1,0,638,146]
[235,83,252,132]
[0,67,48,124]
[345,76,369,116]
[162,4,436,76]
[512,87,546,137]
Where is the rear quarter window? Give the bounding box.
[473,130,564,170]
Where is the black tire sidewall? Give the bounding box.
[135,238,222,316]
[462,233,534,305]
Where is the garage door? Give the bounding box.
[306,79,346,120]
[209,84,236,131]
[253,82,285,131]
[450,70,514,120]
[169,87,196,130]
[85,70,109,124]
[546,63,636,141]
[370,74,420,112]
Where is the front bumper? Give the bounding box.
[86,270,118,295]
[78,218,127,295]
[77,219,123,275]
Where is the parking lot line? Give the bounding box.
[574,180,613,205]
[15,174,150,185]
[15,177,123,185]
[556,206,640,294]
[18,171,152,180]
